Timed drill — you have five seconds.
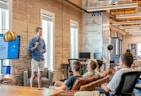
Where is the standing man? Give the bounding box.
[28,27,46,88]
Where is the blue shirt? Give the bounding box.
[28,36,46,61]
[65,76,81,90]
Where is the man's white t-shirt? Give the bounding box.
[107,68,134,91]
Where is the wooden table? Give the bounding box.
[0,85,56,96]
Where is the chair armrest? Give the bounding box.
[1,78,16,85]
[57,90,78,96]
[47,70,54,85]
[23,70,28,86]
[50,90,64,96]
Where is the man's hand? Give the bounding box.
[101,83,107,88]
[31,42,40,51]
[101,83,110,92]
[35,42,40,47]
[40,49,45,53]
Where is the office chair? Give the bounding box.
[110,71,141,96]
[96,71,141,96]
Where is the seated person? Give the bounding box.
[95,60,107,77]
[83,59,107,77]
[83,59,97,77]
[49,61,81,90]
[95,60,103,72]
[100,52,134,93]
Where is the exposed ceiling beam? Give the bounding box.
[112,20,141,25]
[116,13,141,19]
[110,25,127,36]
[119,25,141,29]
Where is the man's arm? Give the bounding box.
[101,83,111,92]
[28,39,39,52]
[95,70,107,78]
[31,42,39,51]
[105,70,121,92]
[40,40,46,53]
[135,84,141,88]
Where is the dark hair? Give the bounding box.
[88,60,97,70]
[72,61,81,71]
[35,27,42,33]
[126,49,130,53]
[120,52,133,67]
[97,60,103,68]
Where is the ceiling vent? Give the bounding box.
[109,0,132,5]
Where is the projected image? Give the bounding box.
[8,37,20,59]
[0,34,20,59]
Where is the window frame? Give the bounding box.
[0,0,12,74]
[41,9,55,71]
[70,19,79,59]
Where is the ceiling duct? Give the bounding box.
[86,0,138,12]
[64,0,88,13]
[109,0,132,5]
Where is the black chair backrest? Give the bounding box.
[115,71,141,95]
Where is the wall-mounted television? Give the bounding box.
[79,52,90,59]
[0,34,20,59]
[94,53,102,60]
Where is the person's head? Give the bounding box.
[71,61,81,72]
[87,59,97,71]
[35,27,42,36]
[126,49,131,53]
[119,52,133,68]
[96,60,103,68]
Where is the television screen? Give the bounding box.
[0,34,20,59]
[94,53,102,60]
[79,52,90,59]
